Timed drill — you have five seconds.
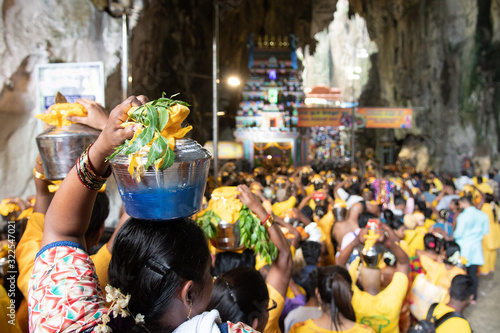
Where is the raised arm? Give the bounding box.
[336,234,360,267]
[41,96,145,250]
[236,185,292,297]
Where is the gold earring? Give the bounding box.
[187,302,193,320]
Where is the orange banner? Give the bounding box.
[297,107,412,129]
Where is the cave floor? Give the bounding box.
[464,249,500,332]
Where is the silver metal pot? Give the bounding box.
[333,207,347,221]
[36,124,101,181]
[358,243,386,268]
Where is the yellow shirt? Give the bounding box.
[481,203,500,250]
[265,284,285,333]
[419,255,465,303]
[352,272,409,333]
[433,179,443,192]
[403,229,424,258]
[16,212,111,299]
[290,319,375,333]
[0,285,22,333]
[318,211,336,265]
[427,303,471,333]
[273,196,297,217]
[424,219,435,230]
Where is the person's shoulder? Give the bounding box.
[386,271,409,290]
[289,319,311,333]
[436,315,471,333]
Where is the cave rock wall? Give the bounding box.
[349,0,500,174]
[0,0,123,223]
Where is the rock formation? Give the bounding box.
[348,0,500,173]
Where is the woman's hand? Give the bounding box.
[91,96,147,164]
[236,184,267,221]
[68,98,109,130]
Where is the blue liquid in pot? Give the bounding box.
[121,185,205,220]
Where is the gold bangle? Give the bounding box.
[261,214,274,230]
[33,167,46,180]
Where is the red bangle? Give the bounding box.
[261,214,270,225]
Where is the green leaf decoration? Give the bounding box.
[195,210,220,240]
[161,146,175,169]
[145,134,167,169]
[237,205,277,265]
[106,92,190,171]
[105,142,127,162]
[195,206,277,265]
[157,106,169,132]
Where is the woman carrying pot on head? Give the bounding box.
[289,266,374,333]
[208,184,293,332]
[28,96,249,333]
[416,241,466,303]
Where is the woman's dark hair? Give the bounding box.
[317,266,356,331]
[108,218,210,332]
[208,266,269,326]
[485,193,498,221]
[443,241,461,266]
[358,212,377,228]
[214,249,256,276]
[304,268,319,300]
[382,209,394,223]
[423,233,443,253]
[387,216,404,231]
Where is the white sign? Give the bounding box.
[35,62,105,113]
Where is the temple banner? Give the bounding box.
[297,107,412,128]
[357,108,412,129]
[297,107,345,127]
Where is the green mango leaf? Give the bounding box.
[105,142,128,161]
[146,104,158,129]
[160,145,175,170]
[123,124,154,155]
[145,135,167,169]
[157,106,170,132]
[250,233,257,244]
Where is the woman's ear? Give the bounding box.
[251,317,259,330]
[179,280,195,307]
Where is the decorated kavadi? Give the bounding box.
[108,93,211,220]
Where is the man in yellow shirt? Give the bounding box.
[337,225,410,333]
[423,275,473,333]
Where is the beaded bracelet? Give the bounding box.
[76,144,111,191]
